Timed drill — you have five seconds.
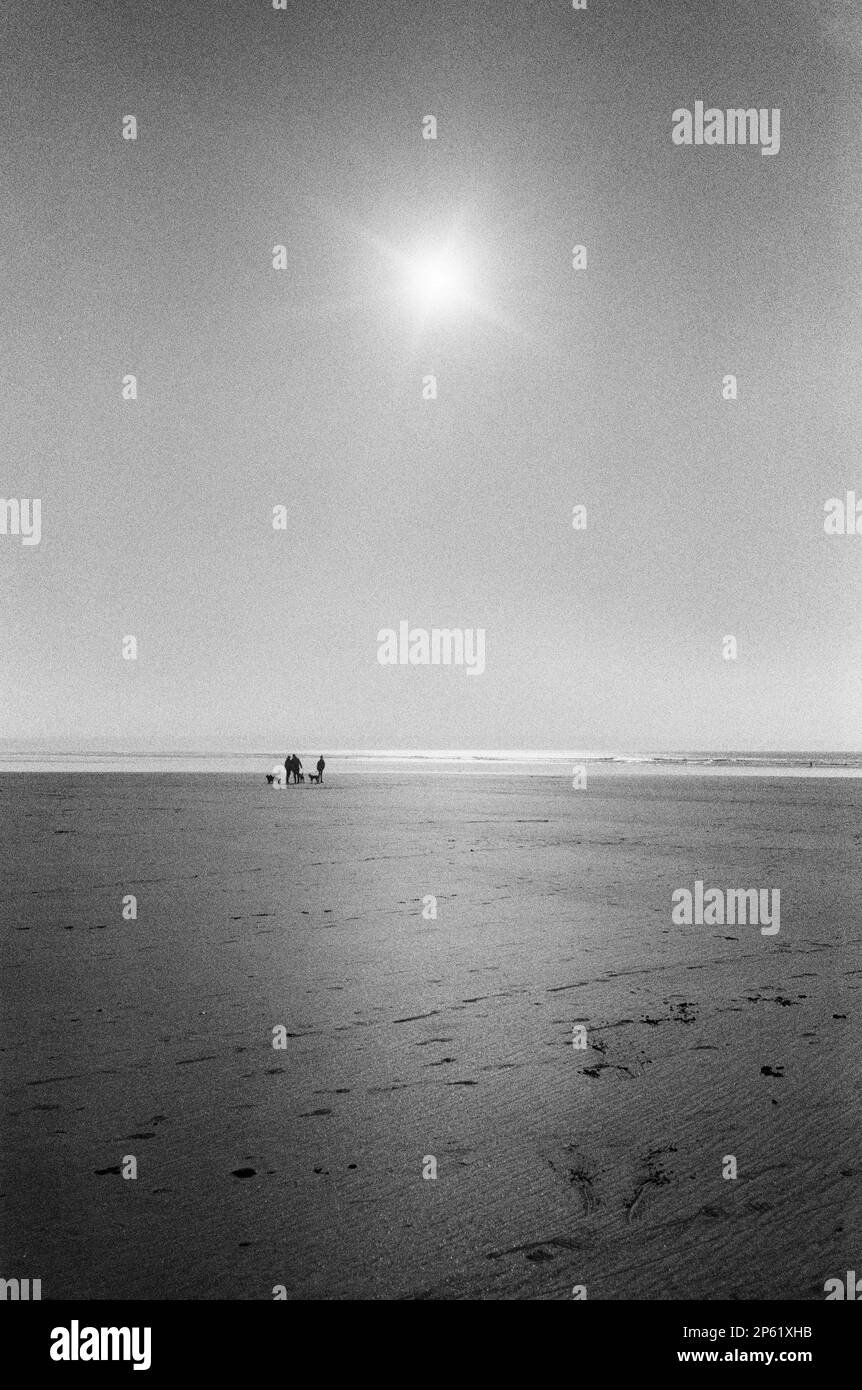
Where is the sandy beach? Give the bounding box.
[1,770,859,1300]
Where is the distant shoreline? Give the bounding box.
[1,750,861,778]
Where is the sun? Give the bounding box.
[402,247,466,312]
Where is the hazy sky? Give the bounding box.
[2,0,860,750]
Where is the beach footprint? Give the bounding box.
[548,1146,600,1217]
[568,1163,599,1217]
[625,1148,676,1226]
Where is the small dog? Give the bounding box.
[297,772,305,783]
[308,772,320,784]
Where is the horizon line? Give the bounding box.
[1,746,860,759]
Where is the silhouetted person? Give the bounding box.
[316,756,325,783]
[291,754,302,783]
[284,753,293,783]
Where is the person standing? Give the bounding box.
[316,756,325,784]
[284,753,293,783]
[292,754,303,783]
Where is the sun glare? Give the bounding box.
[403,247,466,312]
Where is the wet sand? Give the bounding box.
[1,772,859,1299]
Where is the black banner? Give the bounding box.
[2,1299,854,1377]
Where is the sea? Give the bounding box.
[1,749,861,776]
